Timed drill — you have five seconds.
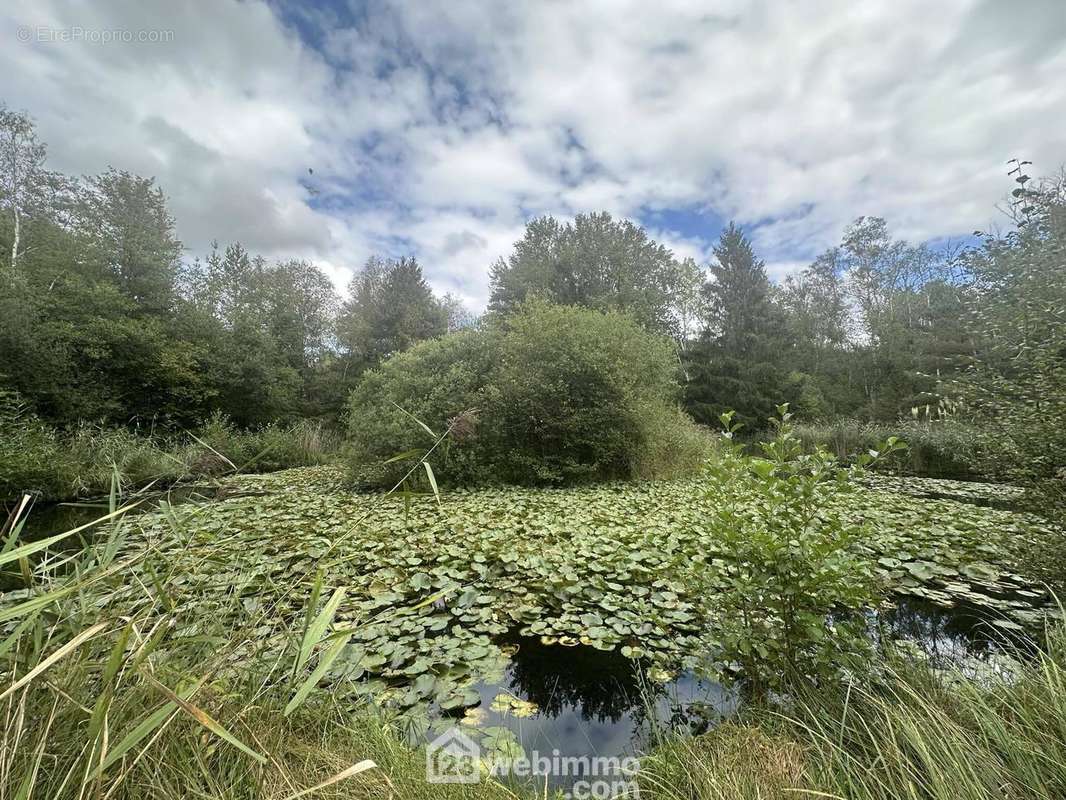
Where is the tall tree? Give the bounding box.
[684,223,792,426]
[780,250,850,360]
[702,222,778,354]
[0,106,62,273]
[337,256,446,371]
[488,212,680,332]
[836,217,966,416]
[264,259,337,371]
[78,169,182,313]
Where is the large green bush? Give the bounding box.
[344,302,710,487]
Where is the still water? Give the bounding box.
[433,595,1030,786]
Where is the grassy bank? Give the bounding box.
[790,419,1010,480]
[643,623,1066,799]
[0,403,340,503]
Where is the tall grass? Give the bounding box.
[790,418,1009,480]
[0,420,529,800]
[640,623,1066,799]
[0,408,340,503]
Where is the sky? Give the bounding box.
[3,0,1066,308]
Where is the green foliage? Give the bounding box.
[0,405,338,502]
[488,212,682,333]
[0,389,69,499]
[790,418,1009,480]
[628,399,718,481]
[2,458,1057,798]
[955,172,1066,481]
[344,327,498,487]
[684,224,792,427]
[702,406,901,695]
[191,412,338,475]
[63,425,184,496]
[345,302,702,487]
[42,461,1041,732]
[642,622,1066,800]
[337,256,448,374]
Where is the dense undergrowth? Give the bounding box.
[790,418,1009,480]
[0,392,339,502]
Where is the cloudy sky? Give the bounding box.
[3,0,1065,307]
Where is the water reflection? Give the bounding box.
[877,595,1037,665]
[465,635,736,766]
[455,597,1031,775]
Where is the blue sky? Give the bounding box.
[3,0,1065,307]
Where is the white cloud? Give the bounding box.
[3,0,1065,307]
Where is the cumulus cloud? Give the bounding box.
[3,0,1065,307]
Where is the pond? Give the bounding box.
[417,595,1032,790]
[5,484,249,542]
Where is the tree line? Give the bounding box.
[1,103,1059,447]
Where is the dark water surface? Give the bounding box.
[5,485,223,543]
[438,595,1033,787]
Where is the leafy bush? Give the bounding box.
[344,302,706,487]
[790,418,1006,480]
[703,406,899,696]
[344,328,499,487]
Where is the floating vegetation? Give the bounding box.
[49,465,1061,729]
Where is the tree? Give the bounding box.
[780,250,850,361]
[684,223,791,426]
[439,291,476,332]
[702,223,779,353]
[837,217,966,417]
[957,170,1066,478]
[488,212,681,332]
[337,256,446,371]
[77,169,183,313]
[264,259,337,370]
[0,106,61,273]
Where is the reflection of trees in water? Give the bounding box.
[504,637,647,723]
[879,597,995,663]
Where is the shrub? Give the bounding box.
[344,302,704,487]
[703,406,899,696]
[344,329,499,487]
[629,400,718,481]
[187,412,338,476]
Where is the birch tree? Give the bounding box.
[0,107,49,272]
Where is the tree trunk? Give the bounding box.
[10,204,19,270]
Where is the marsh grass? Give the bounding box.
[790,419,1006,480]
[0,409,341,503]
[641,623,1066,799]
